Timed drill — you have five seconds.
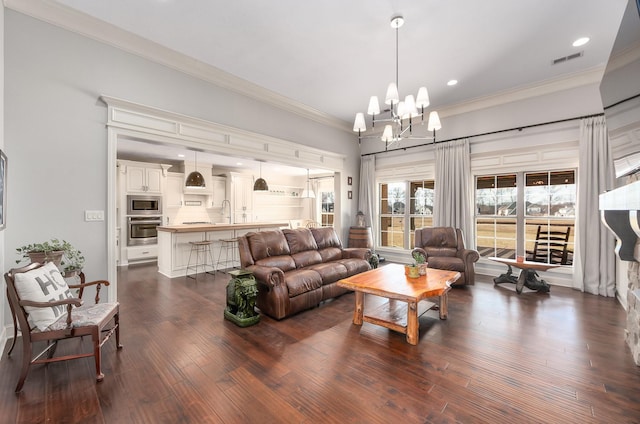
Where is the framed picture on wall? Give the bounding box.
[0,149,6,231]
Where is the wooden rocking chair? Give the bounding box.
[4,262,122,392]
[526,225,572,265]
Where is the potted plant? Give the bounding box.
[412,251,428,275]
[16,238,85,276]
[404,263,419,278]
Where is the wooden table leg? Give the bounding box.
[353,291,364,325]
[406,301,419,345]
[439,293,448,320]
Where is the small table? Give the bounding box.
[337,263,460,345]
[489,257,560,294]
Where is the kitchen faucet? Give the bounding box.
[221,199,231,224]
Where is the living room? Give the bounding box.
[1,1,640,422]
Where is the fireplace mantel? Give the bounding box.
[599,180,640,262]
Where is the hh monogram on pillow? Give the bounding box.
[14,262,74,330]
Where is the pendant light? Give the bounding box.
[353,14,442,148]
[253,162,269,191]
[185,151,206,188]
[301,168,315,199]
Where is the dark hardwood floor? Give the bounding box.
[2,262,640,423]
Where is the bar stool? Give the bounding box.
[186,240,215,280]
[216,238,239,273]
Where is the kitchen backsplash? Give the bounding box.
[166,206,224,225]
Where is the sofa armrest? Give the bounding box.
[246,265,285,289]
[458,248,480,264]
[342,248,372,261]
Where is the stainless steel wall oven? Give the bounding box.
[127,216,162,246]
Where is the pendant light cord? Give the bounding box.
[395,25,399,93]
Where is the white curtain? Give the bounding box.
[433,139,473,246]
[358,156,376,242]
[573,116,616,296]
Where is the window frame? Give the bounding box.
[474,168,576,265]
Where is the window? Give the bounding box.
[475,170,575,265]
[380,180,434,249]
[524,170,575,264]
[476,174,517,259]
[320,191,334,227]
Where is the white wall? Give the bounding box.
[2,11,360,332]
[0,4,6,352]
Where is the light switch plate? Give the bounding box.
[85,210,105,221]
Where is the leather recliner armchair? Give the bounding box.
[411,227,479,286]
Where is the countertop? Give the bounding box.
[157,222,289,233]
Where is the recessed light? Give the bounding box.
[573,37,590,47]
[177,154,185,158]
[236,162,243,166]
[447,80,458,86]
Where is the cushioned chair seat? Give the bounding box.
[427,257,466,273]
[43,302,120,332]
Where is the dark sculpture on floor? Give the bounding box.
[225,270,260,327]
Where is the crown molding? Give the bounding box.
[438,65,605,118]
[4,0,352,134]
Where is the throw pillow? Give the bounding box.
[14,261,74,331]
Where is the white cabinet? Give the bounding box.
[209,176,227,209]
[126,166,163,193]
[127,245,158,262]
[231,173,254,223]
[173,233,205,269]
[165,173,184,208]
[118,161,170,194]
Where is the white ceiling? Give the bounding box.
[35,0,640,172]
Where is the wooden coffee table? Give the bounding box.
[337,263,460,345]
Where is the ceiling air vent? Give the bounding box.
[552,51,584,65]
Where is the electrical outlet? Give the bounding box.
[85,210,105,221]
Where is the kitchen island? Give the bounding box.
[157,222,289,278]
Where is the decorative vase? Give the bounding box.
[405,265,420,278]
[418,263,428,275]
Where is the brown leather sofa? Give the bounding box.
[237,227,371,320]
[411,227,479,285]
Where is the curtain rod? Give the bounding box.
[361,111,604,158]
[604,92,640,110]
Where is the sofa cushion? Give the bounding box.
[318,247,342,263]
[247,230,290,261]
[337,258,371,276]
[422,227,458,249]
[285,269,323,297]
[307,262,348,285]
[255,255,296,272]
[310,227,343,249]
[291,250,323,268]
[283,228,318,254]
[428,256,465,273]
[424,247,458,258]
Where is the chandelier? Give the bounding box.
[353,15,442,149]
